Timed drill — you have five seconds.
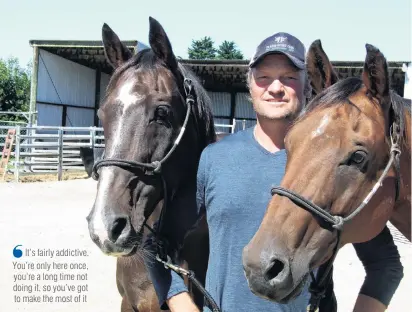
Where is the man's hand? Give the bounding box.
[167,292,201,312]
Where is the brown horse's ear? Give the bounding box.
[148,16,178,71]
[102,23,133,69]
[362,44,390,103]
[306,40,339,94]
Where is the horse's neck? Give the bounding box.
[390,105,411,241]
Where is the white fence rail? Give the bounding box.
[0,119,249,182]
[0,125,104,182]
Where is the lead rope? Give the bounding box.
[307,232,341,312]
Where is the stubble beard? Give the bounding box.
[254,102,298,122]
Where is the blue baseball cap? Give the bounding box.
[249,32,306,69]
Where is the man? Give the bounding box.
[146,32,404,312]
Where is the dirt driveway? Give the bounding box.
[0,178,410,311]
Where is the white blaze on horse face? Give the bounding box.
[111,81,145,154]
[91,168,115,243]
[116,81,144,114]
[311,114,330,138]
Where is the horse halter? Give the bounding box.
[270,120,402,312]
[91,77,221,312]
[91,77,195,253]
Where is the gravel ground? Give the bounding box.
[0,178,410,312]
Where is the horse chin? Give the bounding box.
[276,273,309,303]
[99,241,140,257]
[104,245,138,257]
[247,272,309,304]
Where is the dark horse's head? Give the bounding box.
[87,17,215,256]
[243,40,410,302]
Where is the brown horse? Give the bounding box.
[86,17,217,311]
[242,40,411,309]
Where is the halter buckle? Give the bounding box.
[151,161,162,174]
[306,306,319,312]
[183,78,193,97]
[390,121,401,146]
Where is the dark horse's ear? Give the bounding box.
[148,17,178,71]
[102,23,133,69]
[306,40,339,94]
[362,44,390,104]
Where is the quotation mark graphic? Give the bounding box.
[13,245,23,258]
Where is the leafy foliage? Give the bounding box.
[216,40,244,60]
[188,36,217,60]
[188,37,244,60]
[0,57,31,123]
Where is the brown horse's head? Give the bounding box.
[86,17,215,257]
[243,40,410,302]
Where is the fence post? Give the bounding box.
[58,128,63,181]
[14,126,21,182]
[91,127,95,149]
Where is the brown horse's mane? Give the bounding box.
[103,48,216,149]
[297,77,410,146]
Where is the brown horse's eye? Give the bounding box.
[352,150,366,164]
[347,150,369,173]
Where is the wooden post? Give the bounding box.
[29,46,39,127]
[58,128,63,181]
[14,127,21,182]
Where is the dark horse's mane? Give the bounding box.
[105,48,216,149]
[297,77,410,145]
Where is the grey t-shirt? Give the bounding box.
[196,127,311,311]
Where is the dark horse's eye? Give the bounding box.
[349,150,368,171]
[155,105,170,119]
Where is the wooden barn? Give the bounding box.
[28,40,410,134]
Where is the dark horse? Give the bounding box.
[86,17,217,311]
[243,40,410,310]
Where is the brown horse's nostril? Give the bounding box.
[108,217,128,243]
[264,259,285,282]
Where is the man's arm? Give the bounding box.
[352,226,404,312]
[145,148,210,311]
[167,292,200,312]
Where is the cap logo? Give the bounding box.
[274,36,287,43]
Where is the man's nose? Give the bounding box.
[267,79,284,95]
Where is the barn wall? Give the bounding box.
[66,107,96,127]
[403,63,412,100]
[234,92,256,131]
[208,91,233,133]
[36,49,96,127]
[36,104,63,126]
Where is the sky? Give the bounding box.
[1,0,411,68]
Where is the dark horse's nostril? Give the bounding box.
[264,259,285,281]
[108,217,128,243]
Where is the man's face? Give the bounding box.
[249,54,306,121]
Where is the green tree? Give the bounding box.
[0,57,31,123]
[188,36,217,59]
[216,40,244,60]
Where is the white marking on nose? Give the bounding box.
[312,114,330,138]
[116,81,144,114]
[91,168,115,243]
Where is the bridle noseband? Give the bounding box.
[91,77,221,312]
[270,120,402,312]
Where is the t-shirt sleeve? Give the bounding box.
[196,147,209,217]
[352,226,404,306]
